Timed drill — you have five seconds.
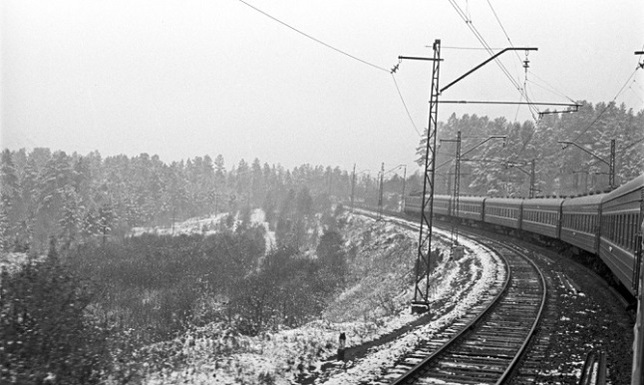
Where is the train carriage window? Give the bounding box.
[631,214,636,250]
[632,215,637,251]
[626,214,631,249]
[622,215,627,246]
[624,215,628,246]
[623,215,628,247]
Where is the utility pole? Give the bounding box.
[558,139,616,189]
[399,41,536,314]
[400,165,407,213]
[505,160,537,198]
[610,139,616,189]
[439,131,462,248]
[529,159,536,198]
[399,39,442,314]
[631,49,644,385]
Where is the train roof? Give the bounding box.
[522,197,565,209]
[562,193,604,207]
[485,197,524,205]
[458,196,486,203]
[601,174,644,203]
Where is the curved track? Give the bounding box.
[388,240,547,385]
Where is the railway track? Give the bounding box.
[382,240,546,385]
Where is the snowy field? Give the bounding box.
[131,211,501,385]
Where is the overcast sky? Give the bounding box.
[2,1,643,174]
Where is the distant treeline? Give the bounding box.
[420,101,643,197]
[0,150,411,253]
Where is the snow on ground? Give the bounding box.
[129,213,229,237]
[322,224,502,385]
[136,211,502,385]
[129,209,276,253]
[251,209,276,252]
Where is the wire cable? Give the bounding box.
[447,0,535,118]
[391,74,422,137]
[236,0,389,73]
[570,68,639,143]
[527,71,578,104]
[486,0,522,64]
[236,0,426,138]
[486,0,541,119]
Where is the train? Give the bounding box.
[404,174,644,296]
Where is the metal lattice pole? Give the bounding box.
[609,139,615,189]
[411,39,441,313]
[452,131,461,245]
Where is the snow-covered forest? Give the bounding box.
[424,101,644,197]
[0,151,418,254]
[0,102,642,383]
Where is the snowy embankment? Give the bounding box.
[134,210,500,385]
[129,210,276,252]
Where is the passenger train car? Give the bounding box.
[404,175,644,295]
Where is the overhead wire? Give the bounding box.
[570,67,639,144]
[447,0,522,91]
[391,74,422,136]
[486,0,540,120]
[486,0,522,63]
[447,0,538,121]
[527,70,578,104]
[236,0,389,73]
[235,0,422,137]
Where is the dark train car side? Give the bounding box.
[560,194,603,254]
[483,197,524,231]
[521,198,565,240]
[599,175,644,295]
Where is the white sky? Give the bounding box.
[1,0,643,175]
